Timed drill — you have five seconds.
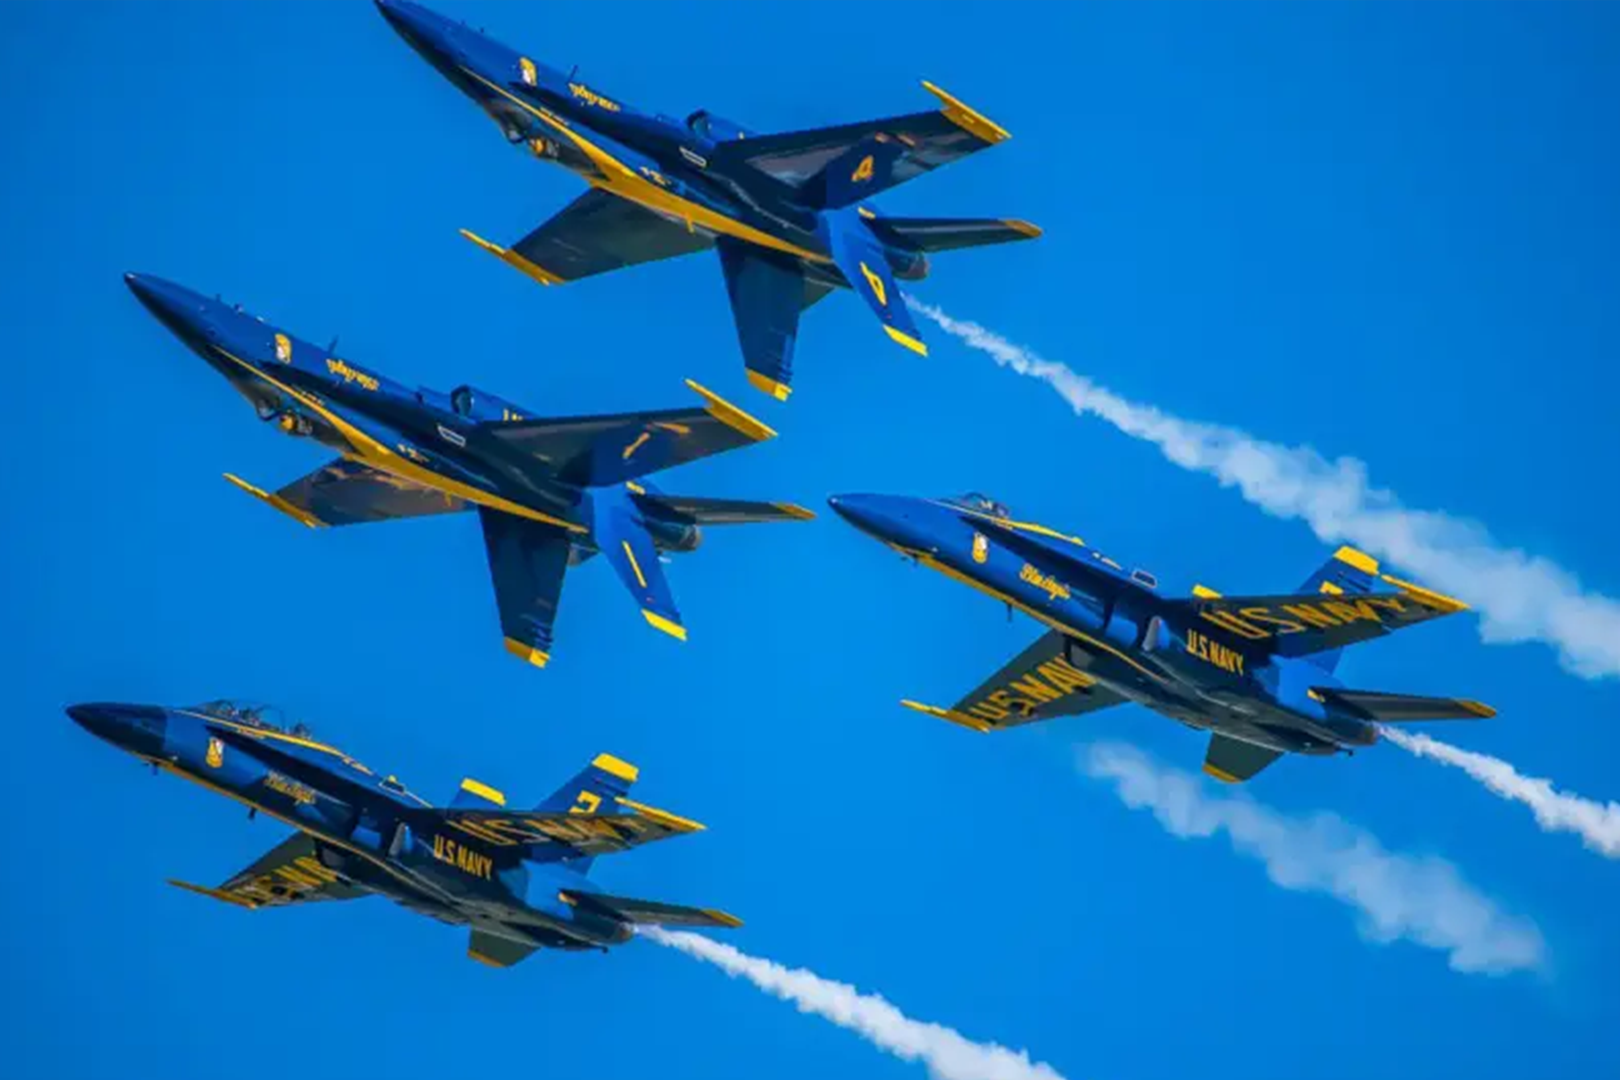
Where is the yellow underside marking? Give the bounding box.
[884,325,929,356]
[468,949,509,968]
[214,347,585,534]
[592,753,639,782]
[909,549,1166,685]
[460,777,507,806]
[685,378,776,441]
[1379,573,1470,614]
[504,637,551,668]
[1191,584,1221,599]
[222,473,324,528]
[463,68,827,264]
[921,80,1011,143]
[900,699,992,733]
[622,540,648,588]
[167,879,261,910]
[622,431,651,460]
[642,609,688,641]
[1203,763,1242,784]
[458,228,566,285]
[771,502,817,521]
[1002,218,1042,238]
[700,908,744,928]
[745,369,792,401]
[616,796,704,833]
[1333,546,1380,574]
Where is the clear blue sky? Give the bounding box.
[5,3,1618,1077]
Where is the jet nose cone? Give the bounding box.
[66,702,169,758]
[827,493,882,533]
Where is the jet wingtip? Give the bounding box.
[617,796,705,833]
[684,379,778,441]
[883,325,929,356]
[900,699,992,733]
[642,609,689,642]
[773,502,817,521]
[1202,763,1243,784]
[702,908,744,929]
[920,80,1011,143]
[503,636,552,668]
[745,369,793,401]
[223,472,324,528]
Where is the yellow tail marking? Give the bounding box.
[460,778,507,807]
[1319,581,1344,595]
[883,325,928,356]
[685,379,777,440]
[745,369,792,401]
[617,796,705,833]
[900,699,992,733]
[772,503,817,521]
[167,879,261,910]
[1333,546,1380,574]
[503,637,551,668]
[859,261,888,306]
[921,80,1011,143]
[459,228,566,286]
[1002,219,1043,237]
[591,753,639,782]
[223,473,324,528]
[1202,763,1242,784]
[701,908,744,928]
[642,609,688,641]
[1191,584,1222,599]
[1458,699,1497,719]
[622,540,648,588]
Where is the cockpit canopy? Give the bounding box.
[448,385,525,424]
[947,492,1011,519]
[189,700,312,739]
[685,109,755,144]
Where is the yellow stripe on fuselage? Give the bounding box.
[212,347,585,534]
[460,69,828,266]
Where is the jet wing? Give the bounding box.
[425,797,705,860]
[460,188,712,287]
[168,833,366,910]
[1166,577,1470,659]
[1203,734,1282,784]
[468,929,541,969]
[707,82,1011,206]
[223,459,468,528]
[478,508,572,669]
[476,380,777,487]
[901,630,1128,732]
[559,891,742,929]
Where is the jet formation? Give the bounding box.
[68,699,735,965]
[830,492,1492,782]
[127,272,810,668]
[378,0,1038,400]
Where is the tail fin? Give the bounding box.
[824,212,929,356]
[877,216,1042,254]
[535,753,639,814]
[1294,546,1381,674]
[450,776,509,810]
[589,484,687,643]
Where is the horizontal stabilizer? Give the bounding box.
[468,929,540,968]
[879,216,1042,254]
[1315,688,1495,722]
[478,380,776,487]
[561,890,742,930]
[635,492,815,526]
[1204,734,1282,784]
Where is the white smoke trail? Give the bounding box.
[641,927,1069,1080]
[1381,727,1620,857]
[1083,742,1545,975]
[910,300,1620,680]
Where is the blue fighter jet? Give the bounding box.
[830,493,1494,782]
[377,0,1039,401]
[127,272,811,668]
[68,699,737,965]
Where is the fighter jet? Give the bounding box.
[377,0,1039,401]
[68,698,737,965]
[126,272,811,667]
[829,492,1494,782]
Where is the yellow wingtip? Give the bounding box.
[591,753,640,782]
[701,908,744,929]
[467,949,509,968]
[900,699,992,733]
[772,502,817,521]
[459,777,507,806]
[1202,763,1242,784]
[1380,574,1470,614]
[884,325,929,356]
[745,369,793,401]
[167,879,260,910]
[920,80,1011,143]
[223,473,323,528]
[1459,699,1498,719]
[685,379,777,441]
[643,609,688,642]
[503,637,551,668]
[460,227,565,286]
[1003,219,1043,238]
[617,796,705,833]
